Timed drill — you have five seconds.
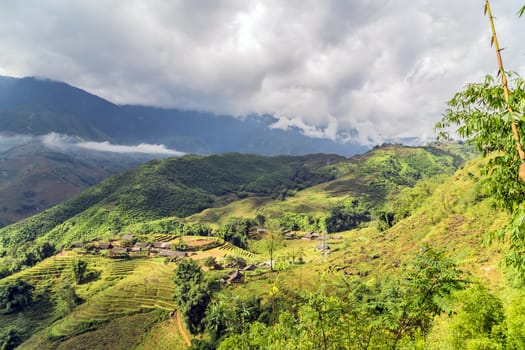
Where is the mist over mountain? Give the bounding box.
[0,75,369,156]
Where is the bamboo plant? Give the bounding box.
[484,0,525,181]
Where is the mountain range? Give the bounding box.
[0,75,368,155]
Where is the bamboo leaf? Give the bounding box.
[518,5,525,17]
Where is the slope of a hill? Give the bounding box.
[0,143,162,227]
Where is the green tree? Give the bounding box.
[204,256,219,270]
[449,285,505,349]
[0,279,34,313]
[436,3,525,275]
[72,259,88,284]
[174,259,212,334]
[0,328,21,350]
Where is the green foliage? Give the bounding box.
[449,285,506,349]
[376,176,445,231]
[277,212,324,232]
[174,259,213,334]
[218,246,466,349]
[324,199,370,233]
[124,217,211,236]
[204,256,219,270]
[72,259,88,284]
[0,279,34,313]
[436,74,525,212]
[216,217,256,249]
[519,5,525,17]
[71,259,99,284]
[204,295,262,344]
[0,327,21,350]
[436,74,525,274]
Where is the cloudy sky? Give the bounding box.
[0,0,524,145]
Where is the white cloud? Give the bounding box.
[0,0,524,144]
[0,132,184,156]
[76,141,184,155]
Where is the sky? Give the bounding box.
[0,0,524,145]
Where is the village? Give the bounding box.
[65,229,345,285]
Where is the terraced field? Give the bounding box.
[153,234,178,242]
[218,242,256,259]
[50,258,177,338]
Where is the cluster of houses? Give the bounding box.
[68,234,187,259]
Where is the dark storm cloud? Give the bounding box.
[0,0,523,144]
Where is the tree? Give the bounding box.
[174,259,212,334]
[0,328,21,350]
[449,285,505,349]
[261,227,284,272]
[204,256,219,270]
[0,279,34,313]
[435,3,525,274]
[72,259,88,284]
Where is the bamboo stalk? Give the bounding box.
[485,0,525,181]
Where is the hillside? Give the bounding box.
[1,145,518,349]
[0,143,164,227]
[0,152,347,267]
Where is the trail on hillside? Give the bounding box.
[171,311,191,347]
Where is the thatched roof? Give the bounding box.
[133,242,150,248]
[159,249,186,258]
[227,270,244,283]
[242,264,257,271]
[96,242,112,249]
[152,242,172,249]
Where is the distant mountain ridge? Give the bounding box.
[0,75,368,156]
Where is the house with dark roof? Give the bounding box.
[152,242,172,249]
[227,270,244,284]
[95,242,112,250]
[242,264,257,272]
[159,249,187,258]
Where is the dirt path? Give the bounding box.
[171,311,191,347]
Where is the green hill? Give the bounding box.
[0,152,346,271]
[1,143,494,349]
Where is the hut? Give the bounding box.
[95,241,112,250]
[242,264,257,272]
[159,249,187,258]
[227,270,244,284]
[152,242,172,249]
[284,232,297,240]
